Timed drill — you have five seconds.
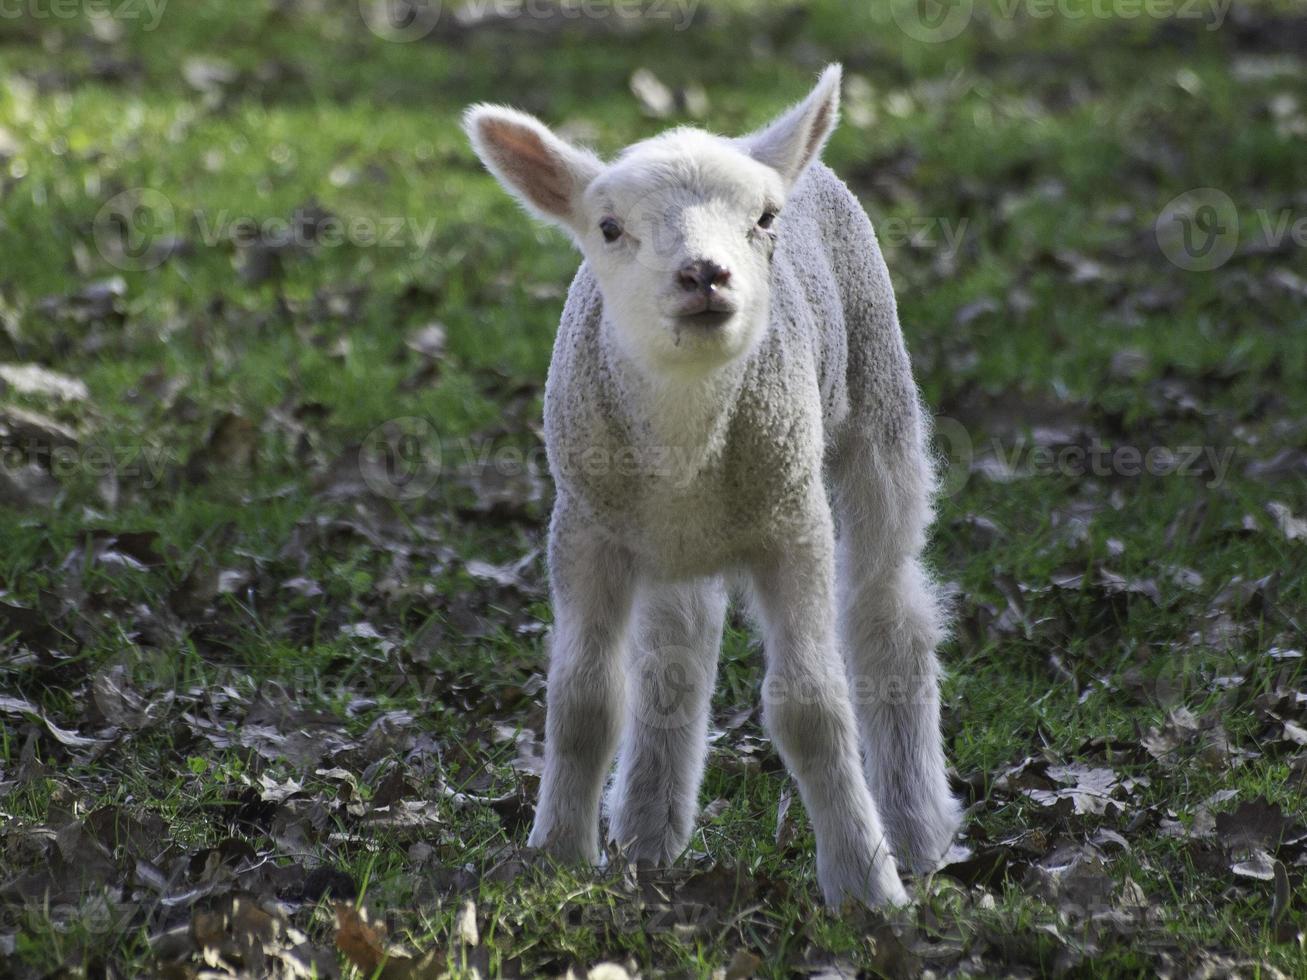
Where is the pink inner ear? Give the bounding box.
[803,100,833,165]
[480,118,570,216]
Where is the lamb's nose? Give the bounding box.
[676,259,731,294]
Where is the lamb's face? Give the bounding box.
[578,134,786,373]
[465,65,842,378]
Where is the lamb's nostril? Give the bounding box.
[677,259,731,293]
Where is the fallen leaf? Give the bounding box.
[1215,798,1289,852]
[335,902,390,975]
[0,403,80,448]
[186,412,259,481]
[406,323,447,360]
[723,949,763,980]
[0,460,61,508]
[1266,501,1307,542]
[0,363,89,401]
[454,899,478,946]
[1024,763,1121,815]
[1231,848,1277,880]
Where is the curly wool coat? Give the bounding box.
[544,161,929,578]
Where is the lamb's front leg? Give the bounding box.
[750,516,908,908]
[608,579,727,863]
[528,508,636,863]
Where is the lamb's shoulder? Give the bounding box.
[542,262,632,510]
[786,162,878,253]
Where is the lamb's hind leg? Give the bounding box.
[608,579,726,863]
[832,436,961,874]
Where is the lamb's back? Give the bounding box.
[777,162,919,447]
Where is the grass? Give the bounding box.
[1,0,1305,977]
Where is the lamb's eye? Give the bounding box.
[599,217,622,242]
[757,210,776,229]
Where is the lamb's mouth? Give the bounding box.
[672,304,737,330]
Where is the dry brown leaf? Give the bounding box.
[724,948,763,979]
[334,902,389,975]
[334,903,444,980]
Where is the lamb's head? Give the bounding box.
[464,65,841,375]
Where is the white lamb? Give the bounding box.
[464,65,961,908]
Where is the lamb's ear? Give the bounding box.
[463,104,602,233]
[741,64,841,187]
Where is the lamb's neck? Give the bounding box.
[602,320,746,462]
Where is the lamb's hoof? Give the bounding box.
[818,849,909,909]
[526,825,599,866]
[606,824,689,867]
[886,793,963,875]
